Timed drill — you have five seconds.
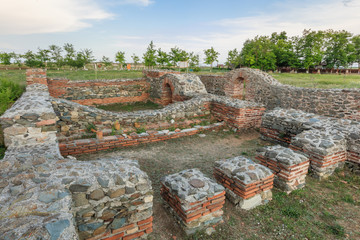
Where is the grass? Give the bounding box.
[77,130,360,240]
[271,73,360,89]
[96,101,162,112]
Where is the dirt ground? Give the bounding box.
[77,130,360,240]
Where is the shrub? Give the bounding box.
[0,78,25,115]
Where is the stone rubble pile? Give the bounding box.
[160,169,225,235]
[256,145,310,193]
[214,156,274,210]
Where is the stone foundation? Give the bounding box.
[214,156,274,210]
[290,129,347,179]
[160,169,225,235]
[256,145,310,193]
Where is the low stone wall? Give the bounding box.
[60,122,225,156]
[52,94,264,142]
[229,68,360,121]
[261,108,360,175]
[47,78,150,106]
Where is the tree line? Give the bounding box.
[1,29,359,72]
[0,42,220,71]
[237,29,360,71]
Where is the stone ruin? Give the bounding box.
[0,67,359,239]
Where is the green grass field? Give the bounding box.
[271,73,360,89]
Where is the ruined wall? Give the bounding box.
[198,75,227,96]
[47,78,150,106]
[206,68,360,121]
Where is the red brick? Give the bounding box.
[102,232,124,240]
[123,231,144,240]
[137,216,153,226]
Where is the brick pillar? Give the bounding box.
[26,68,47,85]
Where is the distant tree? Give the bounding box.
[49,45,64,69]
[203,47,219,72]
[12,53,22,69]
[0,52,12,69]
[101,56,112,68]
[189,52,200,68]
[115,51,126,69]
[131,54,140,69]
[156,48,170,67]
[71,53,87,69]
[270,31,297,68]
[143,41,157,69]
[324,30,353,69]
[37,48,51,67]
[240,36,276,71]
[299,29,325,71]
[23,50,44,68]
[226,48,241,69]
[80,48,95,67]
[169,46,188,68]
[63,43,76,67]
[351,35,360,69]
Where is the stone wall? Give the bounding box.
[229,68,360,121]
[47,78,150,106]
[198,75,227,96]
[0,83,154,240]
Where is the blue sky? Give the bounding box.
[0,0,360,64]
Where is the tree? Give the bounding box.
[63,43,76,67]
[115,51,126,69]
[37,48,50,67]
[101,56,112,67]
[0,52,12,69]
[270,31,297,68]
[169,46,188,68]
[203,47,219,72]
[189,52,200,68]
[131,54,140,69]
[80,48,95,67]
[49,45,64,69]
[240,36,276,71]
[226,48,241,69]
[156,48,170,67]
[351,35,360,69]
[299,29,325,71]
[324,30,353,69]
[143,41,157,69]
[23,50,44,68]
[12,53,22,69]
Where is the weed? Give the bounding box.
[86,123,97,133]
[135,127,146,134]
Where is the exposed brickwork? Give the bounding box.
[59,123,224,156]
[211,103,265,130]
[256,145,310,193]
[26,68,47,85]
[160,169,225,235]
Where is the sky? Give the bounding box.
[0,0,360,64]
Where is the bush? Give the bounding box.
[0,78,25,115]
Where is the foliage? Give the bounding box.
[189,52,200,68]
[131,54,140,68]
[240,36,276,71]
[101,56,112,67]
[0,52,13,65]
[203,47,220,71]
[351,35,360,68]
[23,50,44,68]
[86,123,97,133]
[0,78,25,114]
[80,48,95,66]
[115,51,126,65]
[169,46,189,67]
[49,45,64,69]
[226,48,241,69]
[143,41,157,68]
[156,48,170,67]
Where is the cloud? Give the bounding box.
[0,0,113,35]
[119,0,153,6]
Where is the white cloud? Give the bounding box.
[119,0,153,6]
[0,0,113,35]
